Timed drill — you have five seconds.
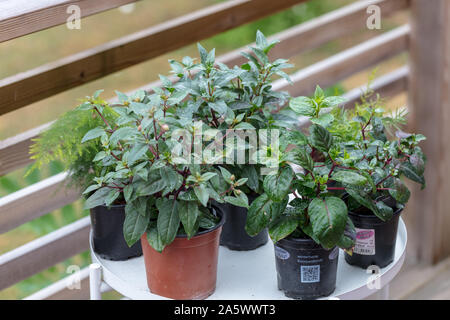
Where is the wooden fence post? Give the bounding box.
[409,0,450,264]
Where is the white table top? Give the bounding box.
[90,218,407,300]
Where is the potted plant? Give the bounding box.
[81,88,249,299]
[160,31,294,250]
[27,90,142,261]
[289,86,427,268]
[244,115,356,299]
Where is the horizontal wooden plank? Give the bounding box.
[0,216,90,290]
[0,0,140,43]
[219,0,410,68]
[0,0,305,116]
[23,266,90,300]
[273,25,410,96]
[0,122,53,176]
[0,172,80,234]
[342,65,409,107]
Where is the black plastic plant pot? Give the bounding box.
[344,207,402,269]
[90,205,142,261]
[216,193,269,251]
[274,236,339,300]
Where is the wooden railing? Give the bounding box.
[1,0,446,299]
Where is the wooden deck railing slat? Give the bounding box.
[0,172,79,234]
[0,0,306,116]
[0,0,141,43]
[273,25,410,95]
[215,0,409,69]
[341,65,409,107]
[0,216,90,290]
[23,267,91,300]
[0,122,53,176]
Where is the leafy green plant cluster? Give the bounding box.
[162,30,295,195]
[244,87,355,251]
[27,94,118,191]
[245,86,426,250]
[291,86,426,221]
[79,90,250,252]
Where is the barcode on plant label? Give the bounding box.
[300,265,320,283]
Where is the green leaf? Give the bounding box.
[81,127,105,143]
[234,122,256,130]
[388,178,410,204]
[314,85,324,99]
[84,187,110,209]
[308,197,348,249]
[331,171,367,186]
[245,193,281,236]
[123,202,150,247]
[200,172,217,182]
[336,217,356,250]
[105,189,120,206]
[323,96,346,107]
[198,208,219,229]
[219,167,232,184]
[128,144,147,165]
[284,130,308,146]
[224,192,249,208]
[289,97,315,116]
[92,89,104,99]
[346,188,379,217]
[123,185,133,203]
[156,198,181,245]
[310,113,334,128]
[110,127,135,145]
[400,161,425,187]
[294,148,314,172]
[375,201,394,221]
[255,30,268,50]
[179,201,199,239]
[194,184,209,207]
[138,177,166,196]
[409,153,425,176]
[160,167,180,194]
[83,184,100,195]
[241,165,259,192]
[310,124,334,153]
[147,225,164,253]
[197,43,208,65]
[263,166,294,202]
[269,215,299,242]
[208,101,228,115]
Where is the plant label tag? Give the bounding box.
[354,228,376,255]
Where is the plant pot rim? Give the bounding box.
[348,206,403,222]
[276,234,326,250]
[93,203,126,209]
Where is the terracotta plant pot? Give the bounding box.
[140,213,225,300]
